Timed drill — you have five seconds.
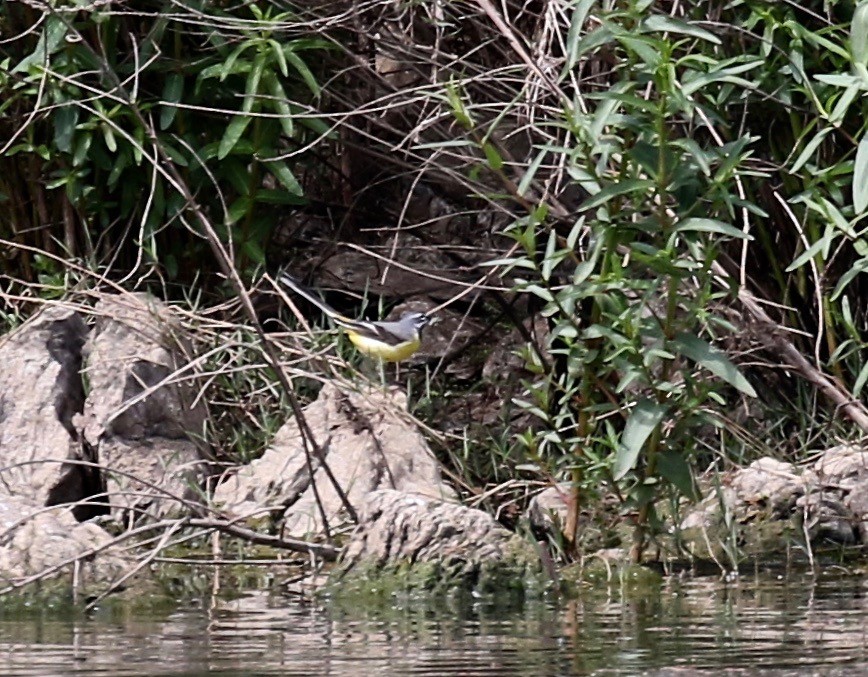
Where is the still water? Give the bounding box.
[0,569,866,676]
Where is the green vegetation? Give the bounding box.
[3,0,868,568]
[1,1,326,283]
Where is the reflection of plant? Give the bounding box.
[1,3,330,283]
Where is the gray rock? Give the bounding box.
[213,384,455,538]
[678,446,868,561]
[796,492,857,545]
[844,483,868,543]
[337,489,538,591]
[0,306,97,512]
[813,444,868,488]
[526,483,570,534]
[0,495,129,595]
[730,457,804,517]
[678,457,807,561]
[78,293,209,520]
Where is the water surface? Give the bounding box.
[1,569,866,676]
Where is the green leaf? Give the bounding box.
[54,106,78,154]
[831,258,868,299]
[218,115,251,160]
[613,399,668,480]
[243,53,266,113]
[790,127,831,173]
[854,135,868,215]
[254,188,307,205]
[580,179,655,211]
[828,84,861,125]
[285,49,320,96]
[241,238,266,265]
[517,149,547,197]
[814,73,861,87]
[269,39,289,77]
[562,0,596,76]
[482,142,503,170]
[267,75,294,138]
[657,449,697,498]
[852,1,868,66]
[101,123,117,153]
[263,160,303,196]
[227,196,252,224]
[160,73,183,130]
[673,332,757,397]
[786,233,829,272]
[642,15,721,44]
[854,361,868,398]
[220,43,251,82]
[675,218,752,240]
[12,16,67,74]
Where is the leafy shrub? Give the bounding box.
[1,1,329,284]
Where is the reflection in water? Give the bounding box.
[0,570,866,676]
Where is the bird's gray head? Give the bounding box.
[401,312,432,333]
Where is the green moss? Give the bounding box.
[561,559,664,596]
[325,536,551,607]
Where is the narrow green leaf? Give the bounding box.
[786,234,828,272]
[831,258,868,300]
[675,218,752,240]
[218,115,251,159]
[269,39,289,77]
[854,135,868,214]
[616,36,660,68]
[828,84,860,125]
[160,140,188,167]
[853,361,868,397]
[101,123,117,153]
[72,132,91,166]
[12,15,67,74]
[657,449,697,498]
[562,0,595,76]
[580,179,655,211]
[790,127,831,173]
[673,332,757,397]
[613,399,668,480]
[541,229,559,281]
[852,1,868,66]
[642,15,721,44]
[482,142,503,170]
[54,106,78,153]
[672,138,711,176]
[160,73,183,130]
[566,216,586,250]
[241,238,266,265]
[590,93,622,141]
[267,75,294,138]
[517,149,547,197]
[521,284,554,303]
[819,197,856,237]
[264,160,303,196]
[572,26,614,61]
[220,44,250,82]
[814,73,860,87]
[285,49,321,96]
[227,196,252,224]
[243,53,265,113]
[573,235,600,285]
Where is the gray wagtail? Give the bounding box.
[279,273,431,362]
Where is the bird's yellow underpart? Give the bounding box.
[346,330,421,362]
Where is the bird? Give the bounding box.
[278,273,432,362]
